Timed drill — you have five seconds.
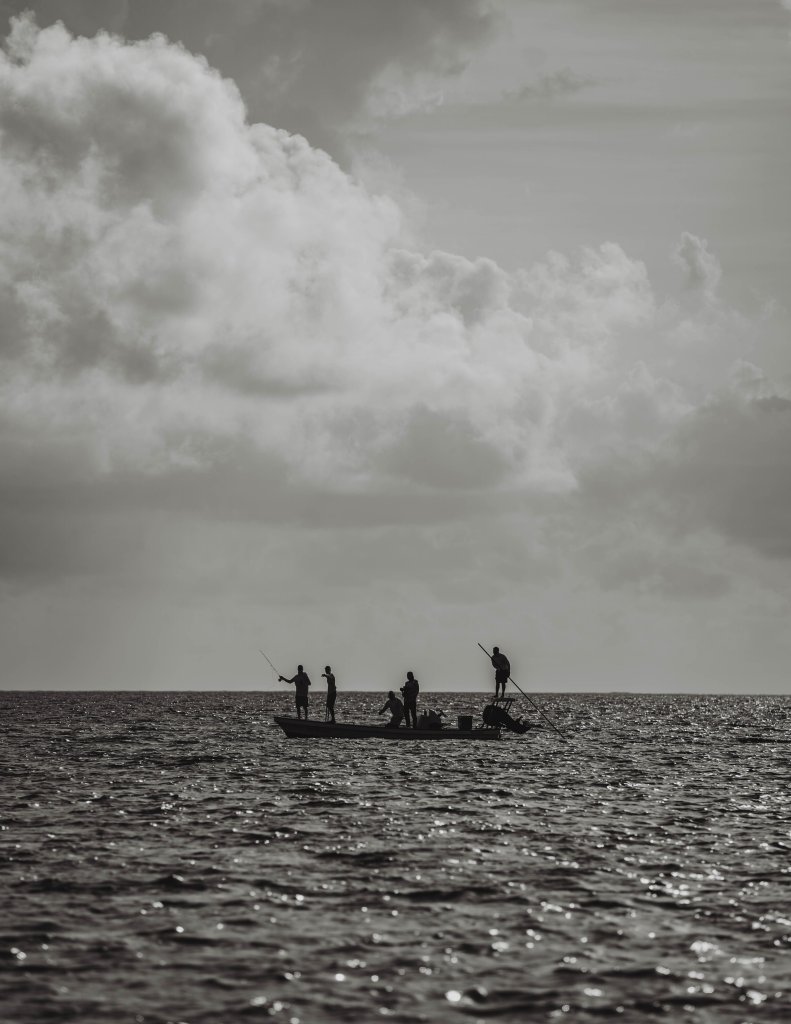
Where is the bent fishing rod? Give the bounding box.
[477,642,569,743]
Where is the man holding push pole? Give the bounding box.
[491,647,510,699]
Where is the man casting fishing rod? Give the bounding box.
[279,664,311,720]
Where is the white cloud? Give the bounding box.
[1,14,788,610]
[0,17,665,501]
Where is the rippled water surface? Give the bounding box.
[1,691,790,1023]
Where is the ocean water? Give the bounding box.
[1,691,789,1024]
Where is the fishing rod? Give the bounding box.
[477,642,569,743]
[259,649,282,681]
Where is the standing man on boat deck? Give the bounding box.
[400,671,419,728]
[322,666,336,723]
[379,690,404,728]
[491,647,511,699]
[279,665,311,720]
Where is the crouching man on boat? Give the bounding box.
[379,690,404,728]
[279,665,311,720]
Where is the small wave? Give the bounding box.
[165,754,229,766]
[153,926,220,945]
[153,873,210,891]
[601,965,683,980]
[398,885,500,902]
[19,878,122,896]
[316,850,395,865]
[452,986,561,1016]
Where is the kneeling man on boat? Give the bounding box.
[379,690,404,728]
[280,665,312,720]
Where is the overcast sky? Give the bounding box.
[1,1,790,693]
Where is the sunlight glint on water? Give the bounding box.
[1,691,789,1023]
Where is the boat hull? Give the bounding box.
[273,716,501,740]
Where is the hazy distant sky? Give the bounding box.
[1,1,790,692]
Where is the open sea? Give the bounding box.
[1,691,789,1024]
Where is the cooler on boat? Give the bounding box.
[457,715,473,731]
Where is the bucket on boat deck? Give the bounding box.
[457,715,473,731]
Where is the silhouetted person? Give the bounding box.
[322,665,336,723]
[491,646,510,699]
[400,671,419,728]
[280,664,311,720]
[379,690,404,728]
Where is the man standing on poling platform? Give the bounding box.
[491,647,510,699]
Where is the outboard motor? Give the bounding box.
[482,703,530,734]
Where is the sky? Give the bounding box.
[1,0,790,693]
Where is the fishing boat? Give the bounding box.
[274,716,501,740]
[274,699,530,741]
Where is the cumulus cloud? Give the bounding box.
[556,355,791,597]
[1,14,787,602]
[0,0,501,155]
[0,17,663,497]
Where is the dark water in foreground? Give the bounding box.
[1,691,789,1024]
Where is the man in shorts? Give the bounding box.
[491,647,511,699]
[280,665,312,719]
[400,671,420,728]
[322,665,336,723]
